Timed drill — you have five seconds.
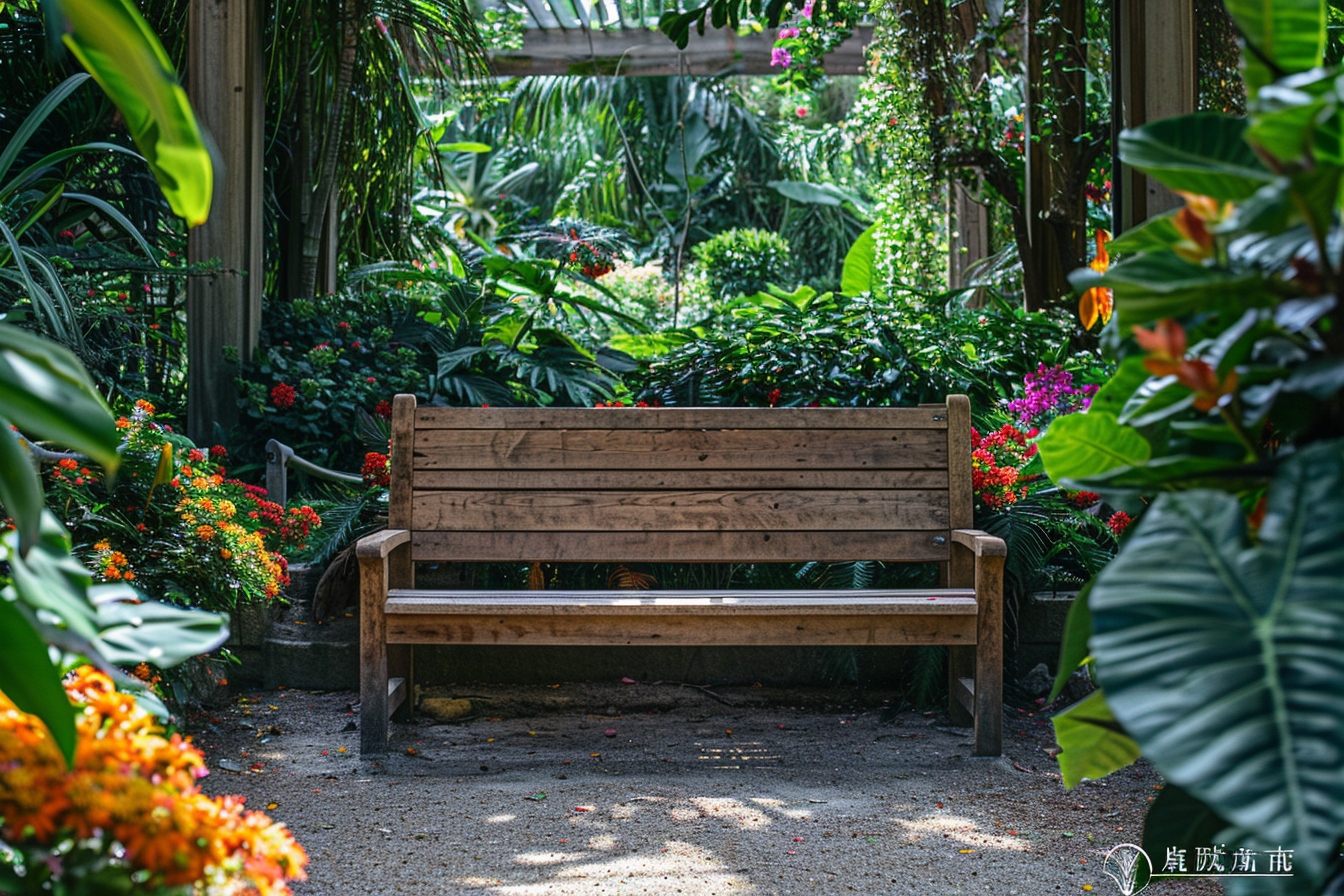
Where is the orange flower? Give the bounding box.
[1172,192,1234,262]
[1079,229,1113,330]
[1133,318,1238,411]
[0,667,307,892]
[196,525,216,541]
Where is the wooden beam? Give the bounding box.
[1115,0,1196,231]
[490,26,873,77]
[187,0,264,443]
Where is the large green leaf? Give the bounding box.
[3,514,103,643]
[1052,690,1141,788]
[0,596,76,765]
[1118,114,1275,201]
[1140,784,1232,874]
[1224,0,1326,95]
[92,592,229,666]
[1049,579,1093,702]
[0,413,44,551]
[841,223,879,298]
[1090,439,1344,886]
[47,0,213,225]
[0,323,120,475]
[1071,252,1273,333]
[1037,412,1153,483]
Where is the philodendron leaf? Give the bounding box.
[0,596,76,765]
[0,415,44,551]
[1223,0,1326,95]
[92,592,229,666]
[1037,412,1152,484]
[1118,114,1275,201]
[1052,689,1141,788]
[47,0,213,225]
[0,323,120,475]
[1140,784,1232,874]
[841,224,879,298]
[1091,439,1344,887]
[1049,580,1093,703]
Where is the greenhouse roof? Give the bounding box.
[483,0,871,76]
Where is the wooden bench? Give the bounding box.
[357,394,1005,756]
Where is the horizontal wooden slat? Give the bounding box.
[385,612,976,647]
[412,469,950,491]
[412,489,948,532]
[385,589,978,614]
[413,428,947,470]
[410,530,951,563]
[414,406,949,430]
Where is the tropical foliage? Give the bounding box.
[1041,2,1344,892]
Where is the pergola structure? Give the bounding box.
[184,0,1195,444]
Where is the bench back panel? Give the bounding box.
[391,399,972,563]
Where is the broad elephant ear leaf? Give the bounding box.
[45,0,213,226]
[1090,439,1344,887]
[1223,0,1326,96]
[0,595,76,765]
[1051,689,1141,788]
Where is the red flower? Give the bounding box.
[210,445,228,458]
[374,400,393,419]
[1069,490,1101,509]
[270,382,297,409]
[1107,511,1133,536]
[767,388,782,407]
[362,452,391,488]
[187,449,206,463]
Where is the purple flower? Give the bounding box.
[801,0,814,18]
[771,47,793,68]
[1005,364,1098,428]
[778,27,799,39]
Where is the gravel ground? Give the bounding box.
[195,683,1221,896]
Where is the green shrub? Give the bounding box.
[691,228,794,302]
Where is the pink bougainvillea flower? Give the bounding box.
[771,47,792,67]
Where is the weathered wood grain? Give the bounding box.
[384,612,976,647]
[411,489,948,532]
[412,469,950,491]
[414,406,948,430]
[409,529,953,563]
[412,428,948,470]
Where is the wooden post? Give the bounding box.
[1114,0,1196,230]
[187,0,264,444]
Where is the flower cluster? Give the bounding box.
[566,239,614,279]
[0,666,307,894]
[362,452,391,488]
[1005,364,1098,429]
[971,424,1038,510]
[47,406,320,611]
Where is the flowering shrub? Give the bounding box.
[234,292,432,471]
[0,666,307,894]
[1004,364,1099,430]
[970,423,1038,510]
[47,402,319,612]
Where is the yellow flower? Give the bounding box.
[196,525,216,541]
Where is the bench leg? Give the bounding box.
[973,554,1005,757]
[948,646,975,727]
[359,557,389,754]
[390,645,414,722]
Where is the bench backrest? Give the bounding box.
[388,395,972,564]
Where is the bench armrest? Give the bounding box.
[357,528,410,561]
[951,528,1007,558]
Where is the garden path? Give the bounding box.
[197,683,1220,895]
